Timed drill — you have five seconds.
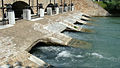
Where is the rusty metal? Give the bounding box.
[29,0,31,6]
[54,0,56,4]
[64,0,65,4]
[37,0,39,15]
[64,0,66,7]
[1,0,6,25]
[60,0,62,6]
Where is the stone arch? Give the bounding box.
[27,38,65,52]
[45,3,54,12]
[12,1,34,18]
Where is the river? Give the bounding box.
[30,17,120,68]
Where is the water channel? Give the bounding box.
[30,17,120,68]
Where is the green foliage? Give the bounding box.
[106,2,116,10]
[116,1,120,10]
[95,1,107,8]
[94,0,120,15]
[106,1,120,14]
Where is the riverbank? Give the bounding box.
[0,10,92,67]
[93,1,120,17]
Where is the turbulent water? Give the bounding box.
[30,17,120,68]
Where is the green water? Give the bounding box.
[30,17,120,68]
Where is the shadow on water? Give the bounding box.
[68,38,92,49]
[81,28,95,33]
[29,42,71,54]
[61,27,96,34]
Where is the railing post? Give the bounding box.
[1,0,6,25]
[37,0,39,15]
[71,0,74,11]
[54,0,55,4]
[29,0,31,6]
[61,0,62,6]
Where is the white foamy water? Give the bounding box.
[76,55,84,58]
[56,51,84,58]
[37,46,61,52]
[91,52,120,62]
[91,52,104,58]
[57,51,73,58]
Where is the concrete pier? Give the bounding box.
[0,10,91,67]
[8,11,15,25]
[64,6,68,12]
[39,9,44,17]
[59,6,63,13]
[55,7,59,15]
[47,7,52,15]
[23,9,31,20]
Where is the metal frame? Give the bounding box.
[54,0,56,4]
[28,0,39,15]
[71,0,73,5]
[64,0,65,4]
[1,0,6,25]
[29,0,31,6]
[61,0,63,6]
[64,0,66,7]
[50,0,52,3]
[37,0,39,15]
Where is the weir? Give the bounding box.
[0,0,94,67]
[0,12,93,67]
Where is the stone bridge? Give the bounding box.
[0,0,109,18]
[0,0,73,17]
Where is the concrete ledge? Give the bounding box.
[0,51,44,67]
[0,24,14,29]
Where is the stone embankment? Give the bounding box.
[73,0,110,16]
[0,11,92,67]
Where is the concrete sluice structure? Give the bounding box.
[0,11,92,67]
[0,0,93,67]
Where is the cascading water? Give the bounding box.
[30,17,120,68]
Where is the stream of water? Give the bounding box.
[30,17,120,68]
